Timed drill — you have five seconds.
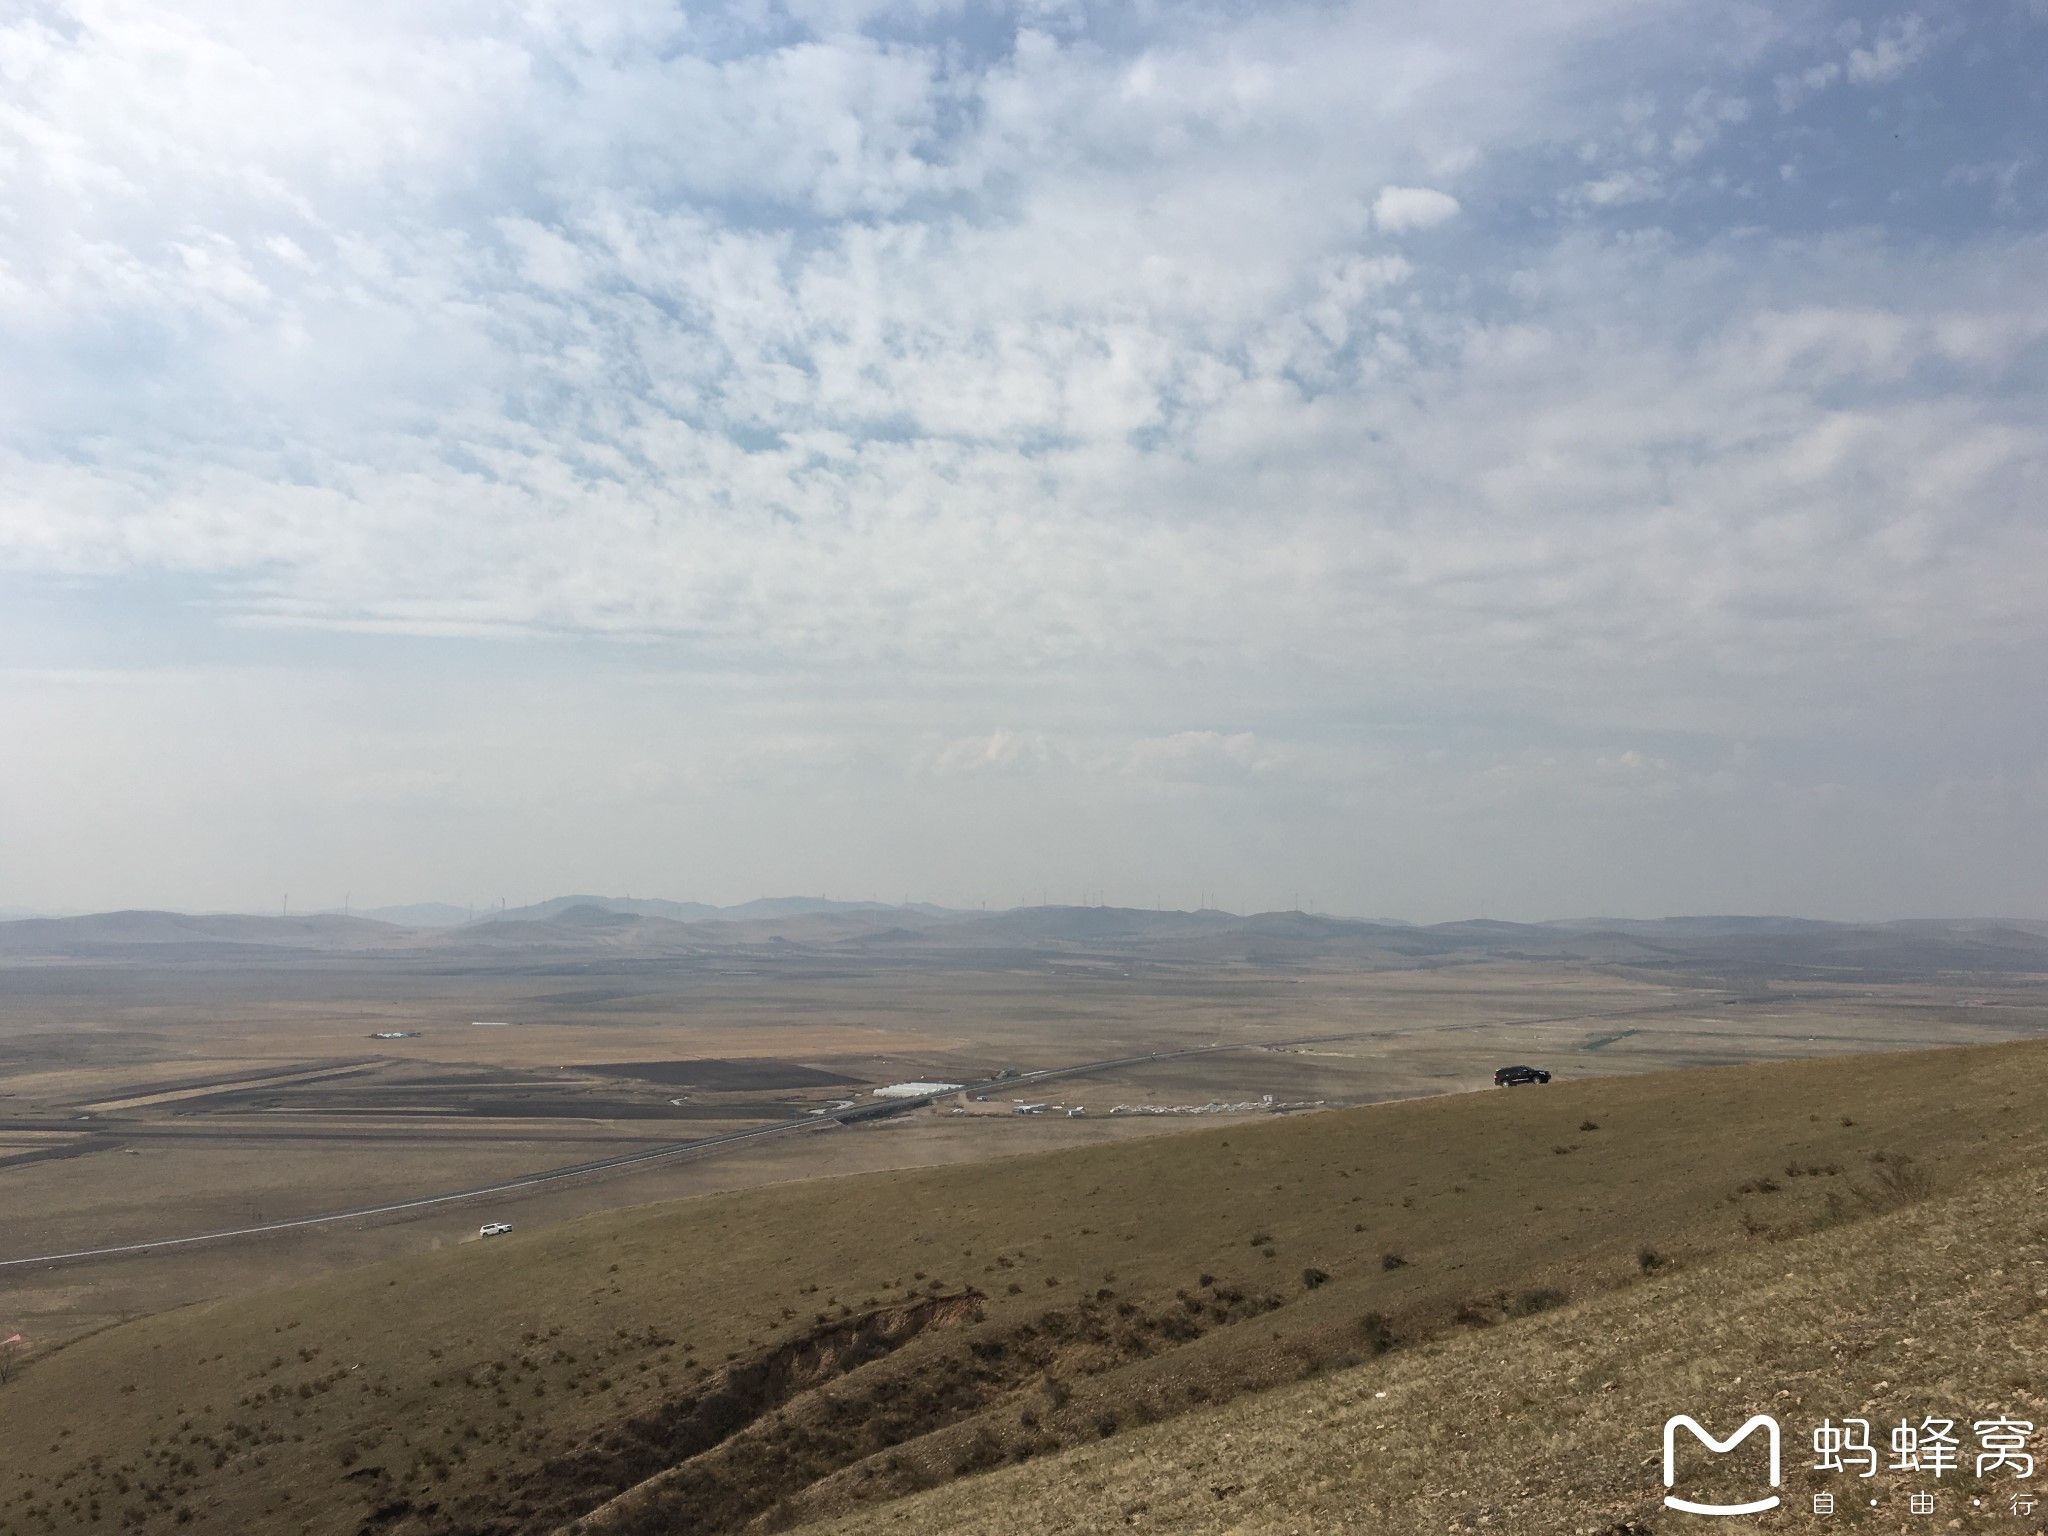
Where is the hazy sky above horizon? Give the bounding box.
[2,0,2044,921]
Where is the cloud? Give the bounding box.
[0,0,2043,916]
[1597,749,1674,777]
[1846,13,1934,84]
[930,728,1061,777]
[1775,60,1841,110]
[1777,11,1941,106]
[1670,88,1750,161]
[1568,168,1664,207]
[1371,185,1461,232]
[1121,731,1273,787]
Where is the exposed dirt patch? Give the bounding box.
[373,1293,982,1536]
[377,1281,1290,1536]
[571,1289,1295,1536]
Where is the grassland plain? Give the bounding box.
[4,1039,2047,1536]
[8,929,2039,1355]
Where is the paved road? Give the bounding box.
[0,1032,1369,1272]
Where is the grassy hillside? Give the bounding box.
[815,1133,2046,1535]
[6,1040,2048,1536]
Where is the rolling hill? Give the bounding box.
[814,1135,2041,1536]
[483,897,964,927]
[4,903,2046,980]
[5,1040,2047,1535]
[0,910,419,958]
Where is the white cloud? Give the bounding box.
[0,0,2042,916]
[1371,185,1461,232]
[1570,168,1664,206]
[1122,731,1273,787]
[931,728,1061,777]
[1671,88,1750,161]
[1846,13,1933,84]
[1776,59,1841,110]
[1778,11,1939,107]
[1597,749,1674,776]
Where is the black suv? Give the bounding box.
[1493,1065,1551,1087]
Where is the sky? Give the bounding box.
[0,0,2044,921]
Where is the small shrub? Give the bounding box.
[1855,1153,1934,1212]
[1357,1312,1396,1353]
[1512,1286,1567,1316]
[1381,1252,1407,1271]
[1453,1297,1498,1326]
[952,1428,1004,1473]
[1637,1246,1667,1273]
[1300,1267,1331,1290]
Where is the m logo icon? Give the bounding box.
[1662,1414,1782,1516]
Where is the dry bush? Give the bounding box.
[1511,1287,1567,1317]
[1356,1313,1396,1354]
[1854,1152,1934,1212]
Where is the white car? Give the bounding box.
[478,1221,513,1238]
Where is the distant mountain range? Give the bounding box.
[0,895,970,928]
[481,894,962,925]
[0,909,414,956]
[2,900,2045,978]
[347,902,473,927]
[4,894,2044,936]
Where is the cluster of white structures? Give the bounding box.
[852,1082,1326,1122]
[1107,1095,1326,1117]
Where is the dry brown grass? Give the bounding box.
[814,1149,2047,1535]
[4,1038,2047,1536]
